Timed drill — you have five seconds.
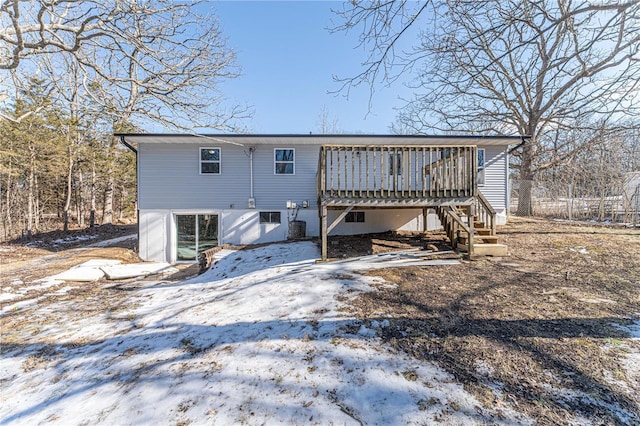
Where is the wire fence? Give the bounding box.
[510,173,640,226]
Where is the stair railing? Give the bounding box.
[476,190,496,236]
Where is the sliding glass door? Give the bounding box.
[176,214,218,261]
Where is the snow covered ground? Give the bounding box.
[0,241,535,425]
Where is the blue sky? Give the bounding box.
[211,1,414,134]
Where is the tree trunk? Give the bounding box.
[103,174,114,224]
[102,138,118,224]
[118,185,124,221]
[63,146,73,232]
[76,168,84,227]
[517,139,535,217]
[34,173,40,232]
[89,157,96,228]
[4,152,13,240]
[26,147,35,238]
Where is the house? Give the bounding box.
[116,134,525,263]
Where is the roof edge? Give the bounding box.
[114,133,528,139]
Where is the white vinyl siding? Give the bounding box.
[478,146,508,211]
[253,145,317,209]
[138,142,319,211]
[138,143,247,210]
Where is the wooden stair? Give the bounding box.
[435,192,508,257]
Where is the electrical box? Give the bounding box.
[248,198,255,209]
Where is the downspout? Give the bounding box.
[250,147,254,199]
[119,135,138,154]
[248,147,255,207]
[508,135,530,155]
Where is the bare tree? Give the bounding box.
[2,0,247,127]
[2,0,249,224]
[316,105,341,134]
[333,0,640,215]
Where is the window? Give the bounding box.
[478,148,485,186]
[275,148,294,175]
[389,152,402,175]
[200,147,220,174]
[260,211,281,224]
[345,211,365,223]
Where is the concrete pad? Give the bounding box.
[75,259,122,268]
[52,267,105,282]
[50,259,123,282]
[101,262,175,280]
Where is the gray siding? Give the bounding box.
[252,144,319,209]
[138,141,508,212]
[138,142,320,210]
[478,146,508,211]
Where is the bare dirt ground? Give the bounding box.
[1,224,197,332]
[1,218,639,424]
[338,218,640,425]
[1,225,140,302]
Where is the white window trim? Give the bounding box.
[200,147,221,175]
[274,148,295,175]
[478,148,485,187]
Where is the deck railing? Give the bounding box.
[318,145,478,200]
[476,190,497,235]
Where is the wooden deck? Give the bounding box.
[317,145,478,205]
[317,144,502,260]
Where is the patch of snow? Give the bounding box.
[357,324,377,337]
[0,276,65,303]
[0,296,43,315]
[0,241,531,425]
[541,383,638,425]
[77,259,124,267]
[611,321,640,339]
[19,277,63,293]
[52,235,97,245]
[474,360,495,377]
[0,293,17,302]
[49,286,77,296]
[370,319,390,329]
[86,234,136,247]
[569,246,589,255]
[326,251,461,270]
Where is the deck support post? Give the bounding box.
[422,207,429,232]
[321,205,328,261]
